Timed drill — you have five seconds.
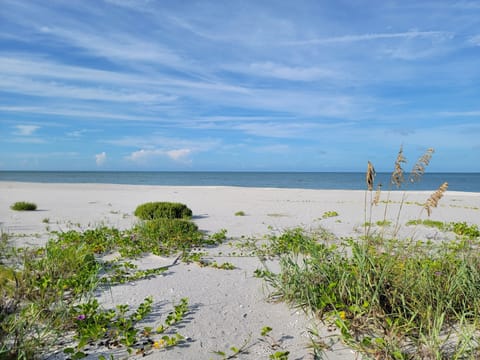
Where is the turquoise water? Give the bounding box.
[1,171,479,192]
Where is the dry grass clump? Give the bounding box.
[372,184,382,206]
[391,145,407,188]
[410,148,434,183]
[367,146,440,213]
[366,161,375,191]
[425,182,448,216]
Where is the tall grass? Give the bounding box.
[260,147,480,359]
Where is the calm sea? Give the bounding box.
[0,171,479,192]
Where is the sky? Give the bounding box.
[1,0,480,172]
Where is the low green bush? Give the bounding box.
[10,202,37,211]
[133,218,203,254]
[134,202,192,220]
[406,220,480,238]
[322,210,339,219]
[450,221,480,238]
[406,219,446,230]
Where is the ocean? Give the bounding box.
[1,171,479,192]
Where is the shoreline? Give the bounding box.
[2,170,480,193]
[2,180,480,193]
[1,182,479,359]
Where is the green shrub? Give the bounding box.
[406,219,446,230]
[322,210,339,219]
[133,218,203,254]
[10,202,37,211]
[450,221,480,238]
[134,202,192,220]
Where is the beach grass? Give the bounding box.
[0,204,213,359]
[253,147,480,359]
[259,227,480,359]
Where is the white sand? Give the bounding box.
[1,182,479,359]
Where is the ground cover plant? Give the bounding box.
[406,219,480,239]
[65,296,188,359]
[10,201,37,211]
[0,230,192,359]
[321,211,339,219]
[0,201,221,359]
[255,147,480,359]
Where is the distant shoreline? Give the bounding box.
[1,171,479,192]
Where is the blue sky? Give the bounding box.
[1,0,479,172]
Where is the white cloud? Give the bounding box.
[9,137,46,144]
[1,75,177,103]
[126,148,192,163]
[95,152,107,166]
[126,149,163,163]
[67,129,90,137]
[103,0,151,9]
[468,35,480,46]
[252,144,290,153]
[14,125,39,136]
[166,148,191,160]
[438,110,480,117]
[0,105,159,122]
[39,25,187,68]
[230,62,338,81]
[284,31,453,46]
[10,151,80,159]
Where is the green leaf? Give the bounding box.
[63,348,75,354]
[157,325,166,333]
[261,326,273,336]
[71,352,87,360]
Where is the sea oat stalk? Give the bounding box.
[410,148,434,184]
[366,161,376,191]
[391,145,407,188]
[373,184,382,206]
[365,161,377,239]
[425,182,448,216]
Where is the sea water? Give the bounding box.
[1,171,479,192]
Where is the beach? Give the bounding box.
[1,182,479,359]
